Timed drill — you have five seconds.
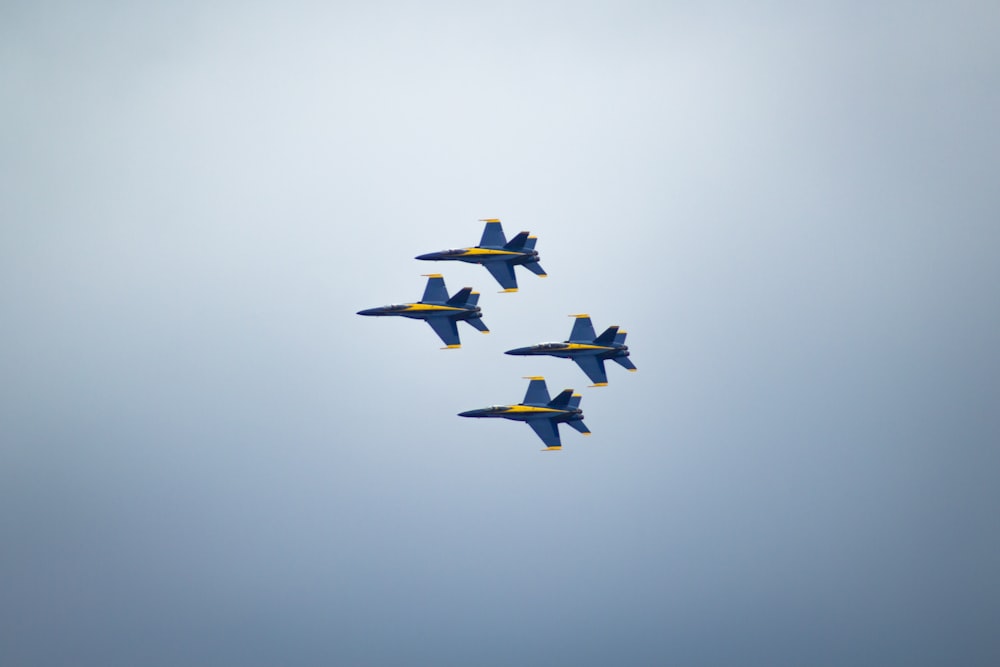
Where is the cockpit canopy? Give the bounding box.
[383,304,408,310]
[536,342,567,349]
[440,248,467,255]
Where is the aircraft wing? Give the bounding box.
[528,418,562,449]
[421,275,450,304]
[479,219,507,247]
[522,378,551,405]
[484,261,518,290]
[426,317,461,347]
[574,355,608,385]
[568,315,597,342]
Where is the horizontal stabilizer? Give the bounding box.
[548,389,574,409]
[613,356,637,371]
[523,261,547,276]
[504,231,531,250]
[566,419,590,435]
[465,317,489,333]
[594,326,619,345]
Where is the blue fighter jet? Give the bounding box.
[357,274,488,349]
[415,218,546,292]
[458,377,590,451]
[505,314,636,386]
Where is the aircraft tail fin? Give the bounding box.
[524,235,538,250]
[504,231,531,250]
[614,329,628,345]
[594,326,620,345]
[548,389,575,409]
[447,287,477,307]
[568,393,583,410]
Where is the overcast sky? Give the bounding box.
[2,2,999,665]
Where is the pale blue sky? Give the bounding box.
[2,2,999,665]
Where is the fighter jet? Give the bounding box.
[356,274,488,349]
[458,377,590,451]
[415,218,546,292]
[505,314,636,386]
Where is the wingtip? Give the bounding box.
[479,218,501,222]
[569,313,590,318]
[442,344,462,349]
[522,376,546,380]
[500,288,519,293]
[628,368,638,372]
[421,273,444,278]
[589,382,609,387]
[542,447,563,452]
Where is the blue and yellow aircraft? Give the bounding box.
[356,274,488,349]
[505,314,636,386]
[458,377,590,451]
[415,218,546,292]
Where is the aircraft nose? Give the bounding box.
[505,347,531,355]
[458,409,484,418]
[415,252,438,260]
[356,308,380,316]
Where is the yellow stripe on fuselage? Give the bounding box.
[458,248,521,256]
[403,304,465,312]
[505,406,566,414]
[562,343,612,351]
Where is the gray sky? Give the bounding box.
[2,2,999,665]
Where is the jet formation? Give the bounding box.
[356,274,488,349]
[505,314,636,386]
[459,377,590,451]
[358,218,636,450]
[416,218,546,292]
